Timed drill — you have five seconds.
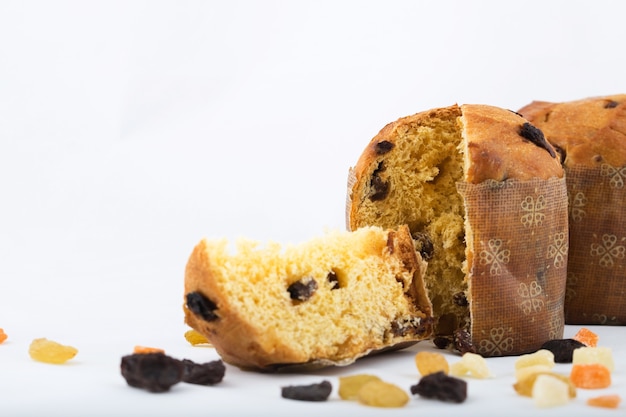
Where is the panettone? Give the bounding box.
[346,104,568,356]
[519,94,626,325]
[183,225,433,371]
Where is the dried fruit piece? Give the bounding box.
[572,346,615,372]
[181,359,225,385]
[573,327,598,347]
[133,345,165,354]
[410,371,467,403]
[186,292,219,321]
[120,353,184,393]
[281,380,332,402]
[514,349,555,370]
[570,363,611,389]
[184,329,211,346]
[532,374,570,408]
[338,374,382,400]
[540,338,585,363]
[449,352,493,379]
[28,338,78,364]
[515,364,554,382]
[0,328,7,344]
[513,372,576,398]
[415,351,449,376]
[357,380,409,408]
[587,394,622,409]
[287,277,318,302]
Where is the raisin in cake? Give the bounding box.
[346,104,568,356]
[519,94,626,325]
[184,225,433,370]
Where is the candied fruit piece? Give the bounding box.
[410,371,467,403]
[514,349,555,370]
[29,338,78,364]
[0,328,7,344]
[121,353,184,393]
[587,394,621,409]
[281,381,332,402]
[513,372,576,398]
[184,329,211,346]
[415,351,449,376]
[573,327,598,347]
[449,352,493,379]
[532,374,570,408]
[181,359,225,385]
[515,364,554,382]
[572,346,615,372]
[357,380,409,408]
[133,345,165,354]
[338,374,382,400]
[570,363,611,389]
[540,338,585,363]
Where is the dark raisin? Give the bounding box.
[605,100,619,109]
[327,271,340,289]
[433,336,451,349]
[287,277,318,301]
[180,359,225,385]
[552,144,566,165]
[508,109,524,118]
[411,232,434,261]
[453,292,468,307]
[120,353,184,393]
[410,371,467,403]
[368,162,389,201]
[519,122,556,158]
[453,329,476,354]
[186,292,219,322]
[374,140,394,155]
[540,339,585,363]
[281,380,332,402]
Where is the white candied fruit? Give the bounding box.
[572,347,614,372]
[532,374,570,408]
[449,352,493,379]
[515,364,554,382]
[514,349,555,370]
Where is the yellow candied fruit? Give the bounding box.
[572,346,614,372]
[449,352,493,379]
[133,345,165,354]
[515,364,554,382]
[338,374,382,400]
[184,329,211,346]
[514,349,555,370]
[570,363,611,389]
[415,351,449,376]
[587,394,621,409]
[573,327,599,347]
[0,328,7,344]
[513,372,576,398]
[29,338,78,364]
[532,374,571,408]
[357,380,409,408]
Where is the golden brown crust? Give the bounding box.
[518,94,626,167]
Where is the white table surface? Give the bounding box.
[1,1,625,416]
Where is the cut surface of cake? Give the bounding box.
[184,225,433,370]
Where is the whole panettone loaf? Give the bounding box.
[183,225,433,371]
[346,104,568,356]
[519,94,626,325]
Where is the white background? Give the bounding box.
[0,1,625,416]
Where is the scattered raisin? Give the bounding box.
[415,351,449,376]
[281,380,332,402]
[358,380,409,408]
[287,277,318,301]
[411,232,434,260]
[327,271,340,290]
[338,374,382,400]
[120,353,184,393]
[519,122,556,158]
[374,140,394,155]
[453,329,476,354]
[29,338,78,364]
[184,329,211,346]
[604,100,619,109]
[453,292,468,307]
[368,162,389,201]
[181,359,225,385]
[410,371,467,403]
[186,292,219,322]
[540,339,585,363]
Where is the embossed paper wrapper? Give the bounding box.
[457,177,569,357]
[564,165,626,325]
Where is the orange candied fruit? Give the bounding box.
[570,363,611,389]
[587,394,622,409]
[0,328,7,344]
[133,345,165,354]
[573,327,599,347]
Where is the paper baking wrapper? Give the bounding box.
[563,164,626,325]
[457,177,568,356]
